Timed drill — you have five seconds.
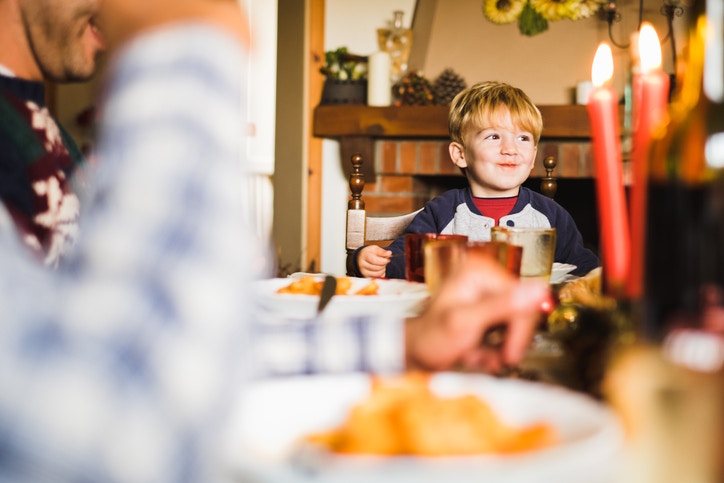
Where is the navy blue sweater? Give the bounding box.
[353,187,600,279]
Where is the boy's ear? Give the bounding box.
[449,142,467,168]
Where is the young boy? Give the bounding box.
[353,81,599,279]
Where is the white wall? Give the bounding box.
[321,0,416,276]
[241,0,278,176]
[239,0,278,242]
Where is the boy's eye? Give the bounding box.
[519,134,531,142]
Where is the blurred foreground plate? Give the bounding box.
[223,373,625,483]
[253,277,429,318]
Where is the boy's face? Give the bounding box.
[449,108,537,198]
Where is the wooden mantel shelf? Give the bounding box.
[313,104,596,179]
[313,104,593,140]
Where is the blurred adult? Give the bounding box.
[0,0,550,481]
[0,0,105,266]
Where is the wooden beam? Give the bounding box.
[305,0,325,272]
[314,105,450,138]
[313,104,606,140]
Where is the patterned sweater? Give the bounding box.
[0,74,84,267]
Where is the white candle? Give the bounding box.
[367,51,392,106]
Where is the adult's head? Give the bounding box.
[0,0,105,81]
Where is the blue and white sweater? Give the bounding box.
[354,186,600,279]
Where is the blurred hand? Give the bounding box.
[405,251,550,374]
[357,245,392,278]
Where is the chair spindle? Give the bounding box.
[540,156,558,199]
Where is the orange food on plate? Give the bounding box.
[276,276,320,295]
[276,276,379,296]
[352,279,379,295]
[305,373,555,456]
[334,276,353,295]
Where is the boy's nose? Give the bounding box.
[500,137,517,155]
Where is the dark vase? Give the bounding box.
[320,79,367,105]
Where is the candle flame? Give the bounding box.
[591,42,614,87]
[638,22,662,73]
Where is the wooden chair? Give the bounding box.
[344,153,557,276]
[345,154,421,275]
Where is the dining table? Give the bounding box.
[234,269,724,483]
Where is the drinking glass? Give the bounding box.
[491,226,556,282]
[404,233,437,283]
[466,240,523,277]
[423,235,468,292]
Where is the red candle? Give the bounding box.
[587,42,631,296]
[628,23,670,298]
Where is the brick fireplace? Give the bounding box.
[363,139,594,215]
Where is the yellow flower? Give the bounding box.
[530,0,587,21]
[482,0,526,24]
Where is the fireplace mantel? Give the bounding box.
[312,104,600,179]
[313,104,593,139]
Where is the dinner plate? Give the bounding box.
[253,276,430,318]
[223,373,625,483]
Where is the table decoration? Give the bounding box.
[586,42,631,296]
[628,22,670,299]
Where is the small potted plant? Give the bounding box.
[320,47,368,105]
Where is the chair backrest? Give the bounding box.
[344,153,557,275]
[345,154,421,275]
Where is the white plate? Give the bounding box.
[253,277,430,318]
[223,373,625,483]
[551,263,578,284]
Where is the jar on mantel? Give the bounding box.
[376,10,412,83]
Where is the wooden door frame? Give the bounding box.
[305,0,325,271]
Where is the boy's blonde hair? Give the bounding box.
[448,81,543,146]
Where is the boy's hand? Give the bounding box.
[357,245,393,278]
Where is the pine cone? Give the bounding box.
[432,69,467,105]
[393,71,435,106]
